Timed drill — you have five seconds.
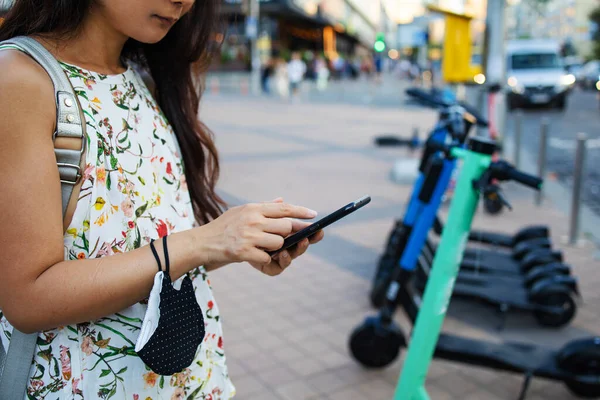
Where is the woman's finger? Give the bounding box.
[245,248,272,266]
[276,250,292,269]
[290,219,312,233]
[262,217,294,237]
[308,229,325,244]
[255,232,285,251]
[260,202,317,220]
[289,238,310,259]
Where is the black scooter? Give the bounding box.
[415,239,579,328]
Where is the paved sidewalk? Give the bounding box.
[204,71,415,108]
[200,93,600,400]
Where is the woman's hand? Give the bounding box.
[250,215,325,276]
[249,198,324,276]
[197,198,321,271]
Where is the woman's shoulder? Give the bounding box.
[0,48,55,94]
[0,48,56,133]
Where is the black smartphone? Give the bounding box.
[267,195,371,257]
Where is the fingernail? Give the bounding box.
[308,209,318,217]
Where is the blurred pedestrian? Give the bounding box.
[273,56,290,98]
[288,51,306,98]
[399,58,411,79]
[315,55,330,91]
[261,57,274,94]
[361,55,373,79]
[374,54,383,84]
[410,62,421,85]
[333,55,345,80]
[0,0,324,399]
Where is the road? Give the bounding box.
[505,89,600,216]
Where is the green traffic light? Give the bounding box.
[374,41,385,52]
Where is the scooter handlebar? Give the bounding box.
[405,88,488,128]
[458,101,489,128]
[507,168,543,190]
[490,161,543,190]
[405,88,450,108]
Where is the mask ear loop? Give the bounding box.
[162,235,171,281]
[149,239,163,273]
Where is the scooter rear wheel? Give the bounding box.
[533,291,576,328]
[557,337,600,398]
[349,317,405,368]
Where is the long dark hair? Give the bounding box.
[0,0,226,225]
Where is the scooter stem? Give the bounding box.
[394,138,494,399]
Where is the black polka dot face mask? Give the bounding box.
[135,236,206,376]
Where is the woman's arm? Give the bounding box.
[0,51,319,333]
[0,51,216,333]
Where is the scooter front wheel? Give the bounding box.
[565,380,600,398]
[349,316,405,368]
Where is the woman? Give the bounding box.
[0,1,324,398]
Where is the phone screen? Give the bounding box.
[267,195,371,256]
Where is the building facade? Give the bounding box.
[506,0,599,58]
[216,0,397,71]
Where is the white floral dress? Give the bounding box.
[0,59,235,399]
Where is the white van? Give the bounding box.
[505,40,575,110]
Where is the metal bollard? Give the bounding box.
[513,110,522,169]
[535,119,548,206]
[410,127,420,153]
[476,87,487,137]
[569,133,587,245]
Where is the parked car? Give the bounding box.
[505,40,575,111]
[578,60,600,90]
[563,56,584,83]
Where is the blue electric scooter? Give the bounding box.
[369,89,578,328]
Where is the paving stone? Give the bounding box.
[231,375,269,396]
[326,386,369,400]
[245,390,283,400]
[255,364,299,386]
[304,369,349,394]
[274,380,320,400]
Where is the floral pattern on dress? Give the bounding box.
[0,59,235,399]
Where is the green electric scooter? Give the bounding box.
[349,136,600,399]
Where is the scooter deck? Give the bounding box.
[435,334,563,379]
[451,280,534,310]
[457,270,526,286]
[467,230,513,248]
[463,237,551,260]
[425,242,523,275]
[425,240,560,278]
[414,271,534,310]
